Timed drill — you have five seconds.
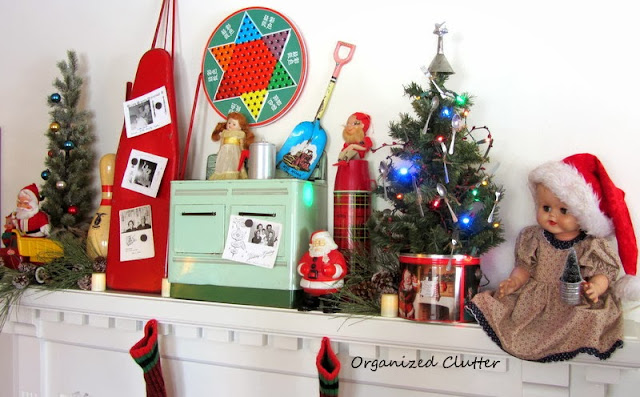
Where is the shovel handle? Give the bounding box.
[314,41,356,121]
[332,41,356,78]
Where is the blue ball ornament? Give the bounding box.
[63,140,75,150]
[41,169,51,180]
[50,93,61,103]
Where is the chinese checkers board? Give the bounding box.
[202,7,308,126]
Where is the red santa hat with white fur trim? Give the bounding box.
[528,153,639,300]
[20,183,41,208]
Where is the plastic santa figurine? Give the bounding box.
[468,153,639,362]
[297,231,348,312]
[336,112,372,163]
[5,184,51,239]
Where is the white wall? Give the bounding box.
[2,0,639,288]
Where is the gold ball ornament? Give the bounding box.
[55,180,67,190]
[49,121,61,132]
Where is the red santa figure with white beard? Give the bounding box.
[297,230,347,312]
[9,184,51,238]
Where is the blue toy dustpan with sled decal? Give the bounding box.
[276,41,355,180]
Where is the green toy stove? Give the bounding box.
[168,179,327,308]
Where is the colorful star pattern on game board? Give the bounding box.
[208,13,296,120]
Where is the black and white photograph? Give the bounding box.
[118,205,155,261]
[128,100,153,130]
[123,86,172,138]
[121,149,168,198]
[119,205,152,233]
[222,216,283,269]
[249,223,279,247]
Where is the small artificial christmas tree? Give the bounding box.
[336,23,505,314]
[559,248,584,306]
[40,50,96,233]
[560,248,583,283]
[369,23,504,258]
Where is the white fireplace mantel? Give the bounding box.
[1,289,639,397]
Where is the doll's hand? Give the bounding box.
[582,275,609,303]
[582,281,602,303]
[497,278,519,299]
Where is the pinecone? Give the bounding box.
[349,280,378,302]
[371,270,396,294]
[77,275,92,290]
[18,262,37,274]
[93,256,107,273]
[12,274,30,289]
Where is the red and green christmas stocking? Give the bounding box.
[130,319,167,397]
[316,336,341,397]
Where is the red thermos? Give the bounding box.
[333,159,374,252]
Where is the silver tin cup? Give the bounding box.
[559,280,583,305]
[248,141,276,179]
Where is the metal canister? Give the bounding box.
[248,141,276,179]
[398,254,482,323]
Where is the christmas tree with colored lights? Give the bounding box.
[369,23,504,258]
[40,50,96,233]
[335,24,505,314]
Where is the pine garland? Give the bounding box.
[327,246,400,315]
[0,234,95,329]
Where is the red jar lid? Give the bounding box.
[399,254,480,266]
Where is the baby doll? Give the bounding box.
[468,153,638,362]
[209,112,255,180]
[336,112,372,163]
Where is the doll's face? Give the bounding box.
[342,114,365,144]
[535,184,581,241]
[226,117,240,130]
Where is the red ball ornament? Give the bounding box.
[48,150,54,157]
[67,205,78,215]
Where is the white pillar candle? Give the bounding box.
[161,278,171,298]
[380,293,399,317]
[91,273,106,292]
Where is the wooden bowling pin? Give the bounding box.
[87,153,116,259]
